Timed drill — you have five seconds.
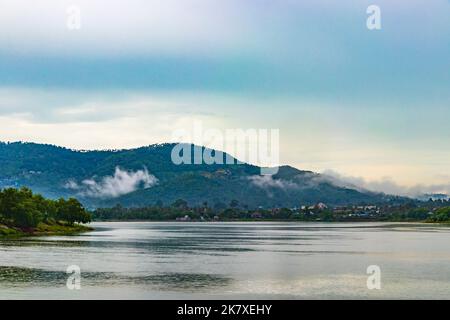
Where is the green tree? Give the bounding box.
[172,199,188,209]
[229,199,239,208]
[428,207,450,222]
[57,198,91,225]
[0,187,43,228]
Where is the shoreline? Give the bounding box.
[0,223,94,238]
[2,220,448,238]
[90,219,448,224]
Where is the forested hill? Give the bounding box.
[0,141,398,208]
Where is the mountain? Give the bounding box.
[0,141,394,208]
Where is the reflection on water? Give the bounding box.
[0,266,230,292]
[0,266,69,286]
[1,222,450,299]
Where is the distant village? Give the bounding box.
[174,202,441,222]
[157,198,450,223]
[92,194,450,222]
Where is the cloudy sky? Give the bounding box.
[0,0,449,195]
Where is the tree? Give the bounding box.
[229,199,239,208]
[0,188,90,228]
[57,198,91,225]
[429,207,450,222]
[14,199,41,228]
[0,187,43,228]
[213,202,227,210]
[277,208,292,219]
[172,199,188,209]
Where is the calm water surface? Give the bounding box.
[1,222,450,299]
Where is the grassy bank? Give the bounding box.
[0,222,93,238]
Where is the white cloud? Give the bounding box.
[248,170,450,199]
[322,170,450,198]
[0,87,228,150]
[248,175,299,190]
[66,167,158,198]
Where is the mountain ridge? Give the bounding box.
[0,141,399,208]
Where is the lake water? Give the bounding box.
[1,221,450,299]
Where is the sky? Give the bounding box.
[0,0,449,196]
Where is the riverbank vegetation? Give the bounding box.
[0,187,92,237]
[92,198,450,223]
[426,207,450,222]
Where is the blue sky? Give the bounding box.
[0,0,449,194]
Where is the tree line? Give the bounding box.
[91,198,450,222]
[0,187,91,228]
